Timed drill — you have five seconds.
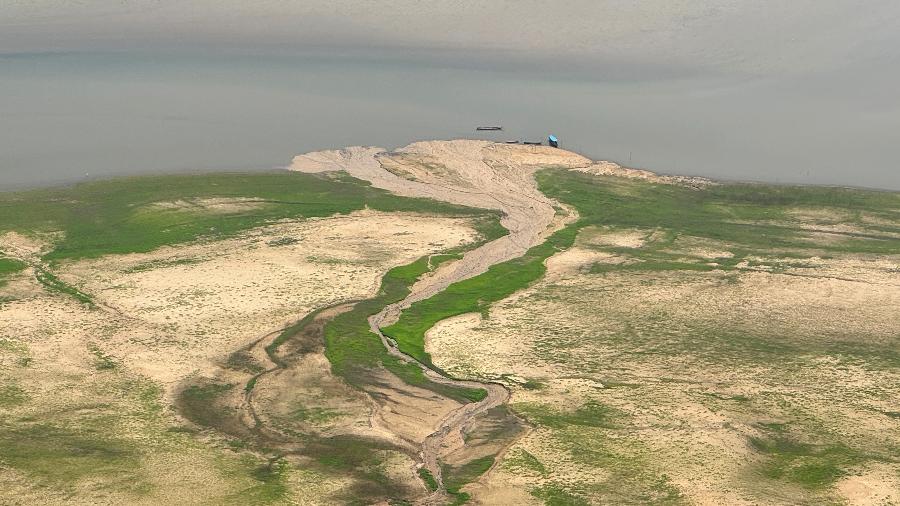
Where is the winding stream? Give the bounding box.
[290,140,588,500]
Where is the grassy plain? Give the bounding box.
[3,160,898,504]
[385,170,900,370]
[0,171,498,261]
[426,170,900,504]
[0,170,503,504]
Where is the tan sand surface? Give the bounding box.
[426,223,900,504]
[0,209,481,504]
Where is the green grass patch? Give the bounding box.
[265,307,329,367]
[382,226,576,366]
[512,400,682,504]
[0,384,28,407]
[502,448,547,477]
[749,434,864,488]
[178,382,236,428]
[531,482,590,506]
[88,344,118,370]
[0,422,144,489]
[244,376,259,393]
[320,256,487,404]
[591,259,716,274]
[429,253,463,269]
[0,257,27,286]
[224,456,290,504]
[289,406,344,424]
[442,455,496,501]
[536,170,900,256]
[379,170,900,370]
[34,268,95,307]
[417,467,439,492]
[245,458,289,503]
[512,400,619,429]
[0,171,500,261]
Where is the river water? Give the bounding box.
[1,50,898,190]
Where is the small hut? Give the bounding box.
[548,135,559,148]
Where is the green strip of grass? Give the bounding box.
[418,467,439,492]
[34,268,96,308]
[0,257,27,287]
[535,170,900,255]
[0,171,500,261]
[748,433,864,489]
[0,257,26,276]
[382,226,577,366]
[322,256,488,403]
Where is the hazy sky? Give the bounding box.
[6,1,900,72]
[2,1,899,189]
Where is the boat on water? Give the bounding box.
[475,126,503,131]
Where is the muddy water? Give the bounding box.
[2,51,899,190]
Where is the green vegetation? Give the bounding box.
[536,171,900,257]
[0,170,514,504]
[299,438,419,503]
[749,432,863,489]
[531,483,590,506]
[226,349,266,374]
[0,257,26,286]
[383,227,577,366]
[0,374,168,495]
[34,268,95,307]
[474,171,900,505]
[417,467,439,492]
[265,307,329,367]
[510,400,682,505]
[442,455,496,503]
[0,171,500,261]
[381,170,900,369]
[512,400,619,429]
[502,448,547,477]
[0,423,144,489]
[88,343,118,370]
[429,253,463,269]
[320,256,487,403]
[178,382,236,428]
[239,458,290,503]
[289,406,344,424]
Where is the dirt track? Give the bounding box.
[291,140,591,499]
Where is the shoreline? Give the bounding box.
[2,140,898,194]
